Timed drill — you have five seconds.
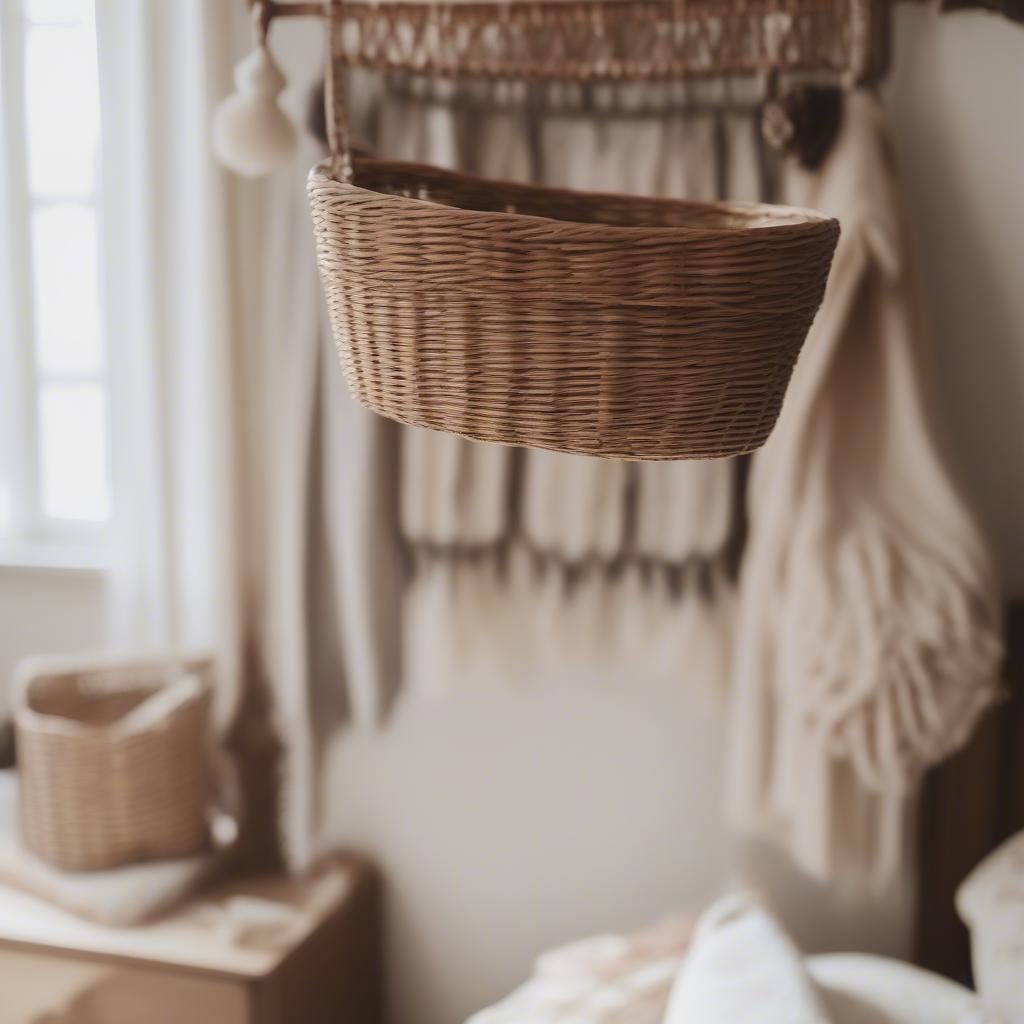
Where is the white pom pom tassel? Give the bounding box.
[213,44,297,178]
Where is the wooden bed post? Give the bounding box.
[914,600,1024,982]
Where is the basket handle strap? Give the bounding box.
[324,0,353,181]
[112,673,206,737]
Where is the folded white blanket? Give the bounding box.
[663,894,831,1024]
[956,830,1024,1019]
[466,916,692,1024]
[470,897,1002,1024]
[0,772,225,926]
[666,894,1005,1024]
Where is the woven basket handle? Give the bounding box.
[112,673,205,737]
[324,0,353,181]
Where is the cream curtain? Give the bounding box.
[256,129,403,867]
[96,7,403,869]
[96,0,246,721]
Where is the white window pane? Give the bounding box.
[30,204,103,374]
[39,384,110,521]
[30,204,102,374]
[26,0,93,25]
[25,23,100,197]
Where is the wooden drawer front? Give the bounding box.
[1,946,250,1024]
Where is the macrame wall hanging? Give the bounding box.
[215,0,902,460]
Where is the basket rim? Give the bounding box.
[13,651,215,740]
[16,678,210,740]
[308,156,840,241]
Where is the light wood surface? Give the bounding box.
[0,857,382,1023]
[0,860,353,978]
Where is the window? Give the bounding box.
[0,0,110,562]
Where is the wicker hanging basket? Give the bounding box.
[308,2,840,460]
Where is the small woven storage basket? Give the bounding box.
[14,654,213,872]
[309,3,840,460]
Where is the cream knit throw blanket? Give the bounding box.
[726,91,1003,885]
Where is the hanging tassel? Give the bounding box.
[213,11,297,178]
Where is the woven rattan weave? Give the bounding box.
[16,656,213,872]
[309,0,840,459]
[263,0,890,84]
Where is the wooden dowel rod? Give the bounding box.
[257,0,918,19]
[255,0,998,18]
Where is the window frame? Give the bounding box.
[0,0,112,569]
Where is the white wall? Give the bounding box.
[883,10,1024,595]
[322,625,917,1024]
[0,568,107,719]
[0,9,1021,1024]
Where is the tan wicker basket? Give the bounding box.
[309,3,840,460]
[14,654,214,872]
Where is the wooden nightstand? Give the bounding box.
[0,857,382,1024]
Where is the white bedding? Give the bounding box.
[471,955,998,1024]
[467,905,1000,1024]
[466,918,691,1024]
